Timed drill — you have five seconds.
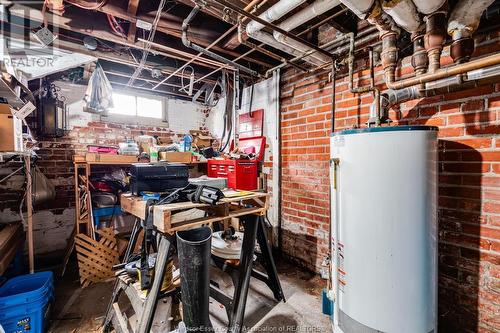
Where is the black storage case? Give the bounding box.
[130,162,189,195]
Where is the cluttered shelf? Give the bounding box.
[73,154,207,165]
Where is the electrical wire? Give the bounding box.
[179,66,195,94]
[106,14,126,38]
[127,0,167,86]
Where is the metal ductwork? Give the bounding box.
[177,227,213,332]
[448,0,496,63]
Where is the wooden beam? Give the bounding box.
[87,0,273,67]
[126,0,140,42]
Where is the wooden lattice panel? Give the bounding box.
[75,228,120,287]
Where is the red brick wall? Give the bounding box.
[280,31,500,332]
[36,121,183,211]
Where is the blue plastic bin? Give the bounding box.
[0,272,54,333]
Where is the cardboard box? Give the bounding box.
[190,130,212,148]
[0,104,23,152]
[159,152,192,163]
[85,153,138,163]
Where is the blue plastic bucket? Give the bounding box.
[0,272,54,333]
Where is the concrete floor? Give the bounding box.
[48,258,332,333]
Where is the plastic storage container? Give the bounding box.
[0,271,54,333]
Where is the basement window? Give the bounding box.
[108,92,163,119]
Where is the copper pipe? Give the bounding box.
[385,53,500,90]
[240,0,268,23]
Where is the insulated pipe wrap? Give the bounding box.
[278,0,341,31]
[338,0,375,19]
[381,0,422,33]
[448,0,495,38]
[413,0,447,15]
[246,0,307,34]
[250,30,324,66]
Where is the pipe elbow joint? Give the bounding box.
[181,29,191,47]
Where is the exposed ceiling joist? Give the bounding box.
[66,0,273,67]
[2,4,236,73]
[0,26,218,86]
[126,0,140,42]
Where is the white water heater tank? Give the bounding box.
[330,126,438,333]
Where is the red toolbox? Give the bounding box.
[207,136,266,190]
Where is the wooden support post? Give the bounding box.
[25,154,34,273]
[127,0,140,42]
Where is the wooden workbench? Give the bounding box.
[120,191,269,234]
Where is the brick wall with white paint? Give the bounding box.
[0,90,210,256]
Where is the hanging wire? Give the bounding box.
[127,0,167,86]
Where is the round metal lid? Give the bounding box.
[330,125,439,136]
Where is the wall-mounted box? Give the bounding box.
[0,103,23,152]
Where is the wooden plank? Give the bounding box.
[121,193,147,220]
[0,223,22,251]
[121,191,269,233]
[86,153,138,164]
[25,155,34,273]
[112,303,130,333]
[0,235,25,275]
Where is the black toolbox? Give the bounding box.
[130,162,189,195]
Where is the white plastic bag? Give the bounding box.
[83,64,113,114]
